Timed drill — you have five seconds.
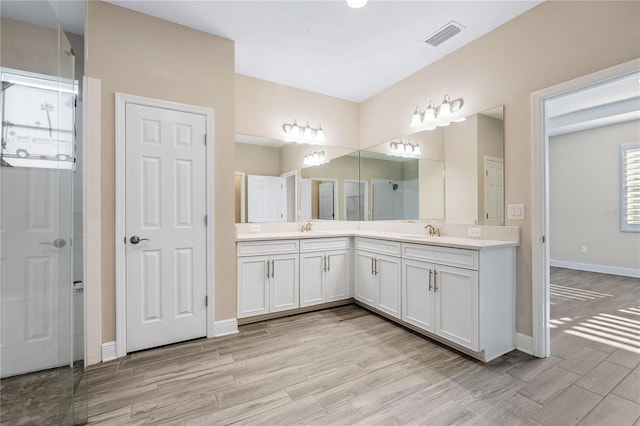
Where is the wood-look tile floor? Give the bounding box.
[2,267,639,425]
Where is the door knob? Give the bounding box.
[129,236,150,244]
[40,238,66,248]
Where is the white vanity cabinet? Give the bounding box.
[401,243,514,360]
[237,240,299,318]
[355,238,402,319]
[300,238,350,307]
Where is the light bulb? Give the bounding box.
[424,101,436,121]
[304,122,312,139]
[414,145,421,155]
[316,124,325,141]
[347,0,368,8]
[410,107,423,128]
[439,95,451,117]
[291,119,300,138]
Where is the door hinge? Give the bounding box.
[280,213,283,218]
[205,214,208,226]
[124,236,127,244]
[205,295,208,306]
[204,134,207,145]
[486,213,489,219]
[540,235,546,244]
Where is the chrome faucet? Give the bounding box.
[302,222,313,232]
[424,224,440,237]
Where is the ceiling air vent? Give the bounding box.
[424,21,465,47]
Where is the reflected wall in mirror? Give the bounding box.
[234,134,357,223]
[360,105,504,225]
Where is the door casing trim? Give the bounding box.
[530,58,639,358]
[115,93,214,358]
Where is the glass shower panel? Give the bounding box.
[0,0,84,424]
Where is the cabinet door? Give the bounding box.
[270,254,299,312]
[326,250,350,301]
[376,254,402,319]
[355,251,375,306]
[434,265,479,350]
[237,256,269,318]
[402,259,434,332]
[300,252,325,307]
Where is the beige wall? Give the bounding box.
[550,121,640,270]
[235,74,360,149]
[235,143,281,176]
[359,1,640,335]
[85,1,235,341]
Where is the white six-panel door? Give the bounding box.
[0,168,71,377]
[125,103,207,353]
[484,158,504,225]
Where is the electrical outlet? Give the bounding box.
[250,224,261,232]
[580,246,588,254]
[468,227,482,237]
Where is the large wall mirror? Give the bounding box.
[361,105,504,225]
[234,105,504,225]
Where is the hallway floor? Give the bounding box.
[2,268,639,425]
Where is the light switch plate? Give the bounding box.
[468,227,482,237]
[507,204,525,220]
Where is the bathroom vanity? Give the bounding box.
[237,230,516,362]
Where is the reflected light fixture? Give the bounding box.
[347,0,368,8]
[410,94,464,129]
[282,119,326,142]
[303,149,329,166]
[389,139,421,158]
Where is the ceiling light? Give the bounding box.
[389,139,421,158]
[303,149,328,166]
[409,94,465,130]
[347,0,368,8]
[282,119,326,143]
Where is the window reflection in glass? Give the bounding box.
[1,69,77,170]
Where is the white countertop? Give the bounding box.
[236,230,518,250]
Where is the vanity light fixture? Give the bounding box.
[303,149,329,166]
[347,0,368,8]
[389,139,421,157]
[410,94,464,129]
[282,119,326,142]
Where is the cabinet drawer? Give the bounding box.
[402,243,478,270]
[300,237,350,252]
[237,240,299,257]
[356,237,401,257]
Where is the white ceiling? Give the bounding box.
[103,0,541,102]
[2,0,541,102]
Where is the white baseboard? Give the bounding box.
[101,341,117,362]
[550,259,640,278]
[213,318,238,337]
[515,333,534,355]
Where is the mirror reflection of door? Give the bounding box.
[304,178,337,220]
[247,174,286,222]
[483,157,504,225]
[319,182,334,220]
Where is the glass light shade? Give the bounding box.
[410,107,423,128]
[316,125,325,141]
[291,119,300,137]
[424,101,436,121]
[439,95,451,117]
[347,0,368,8]
[304,122,312,139]
[413,145,421,155]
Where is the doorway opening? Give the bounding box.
[532,59,640,361]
